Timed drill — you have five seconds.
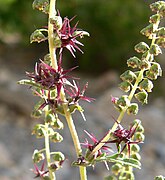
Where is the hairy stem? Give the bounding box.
[87,18,160,160]
[48,0,87,179]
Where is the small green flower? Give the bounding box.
[120,70,137,83]
[134,42,149,53]
[135,90,148,104]
[127,57,141,69]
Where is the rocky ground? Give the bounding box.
[1,46,165,180]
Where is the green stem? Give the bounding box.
[44,122,56,180]
[48,0,57,69]
[60,90,88,180]
[48,0,87,179]
[44,0,57,179]
[87,70,144,159]
[87,18,160,160]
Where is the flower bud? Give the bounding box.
[120,172,135,179]
[50,16,63,30]
[30,29,47,43]
[141,51,153,61]
[157,27,165,38]
[150,2,163,12]
[111,164,122,176]
[44,54,51,64]
[31,109,42,118]
[155,175,165,180]
[131,152,141,161]
[140,24,154,39]
[49,161,64,171]
[53,33,62,48]
[135,132,145,142]
[133,119,141,125]
[149,44,162,56]
[32,149,45,163]
[56,105,65,115]
[131,144,140,153]
[45,114,55,124]
[127,56,141,68]
[159,4,165,17]
[127,103,139,115]
[118,81,131,92]
[134,42,149,53]
[150,62,162,76]
[156,37,165,48]
[139,60,151,70]
[51,118,64,130]
[32,124,45,138]
[32,0,49,13]
[146,71,158,80]
[120,70,137,83]
[149,14,160,24]
[135,90,148,104]
[136,124,144,133]
[50,132,63,143]
[117,95,130,107]
[139,78,153,92]
[52,152,65,162]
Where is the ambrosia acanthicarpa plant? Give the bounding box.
[18,0,165,179]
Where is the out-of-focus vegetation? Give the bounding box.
[0,0,154,74]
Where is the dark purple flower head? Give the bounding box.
[27,56,77,98]
[107,121,143,157]
[54,16,89,57]
[81,130,112,159]
[31,161,49,178]
[66,81,95,104]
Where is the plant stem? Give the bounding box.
[48,0,87,179]
[45,1,57,179]
[48,0,57,69]
[60,90,87,180]
[44,122,56,180]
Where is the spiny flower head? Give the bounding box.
[31,161,49,178]
[81,130,112,159]
[66,81,95,104]
[27,56,77,98]
[107,121,143,157]
[54,16,89,57]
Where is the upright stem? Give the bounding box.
[44,122,56,180]
[60,90,87,180]
[48,0,87,179]
[45,0,57,179]
[48,0,57,69]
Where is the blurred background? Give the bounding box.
[1,0,165,179]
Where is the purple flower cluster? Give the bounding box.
[26,13,92,115]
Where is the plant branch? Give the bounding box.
[87,17,160,160]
